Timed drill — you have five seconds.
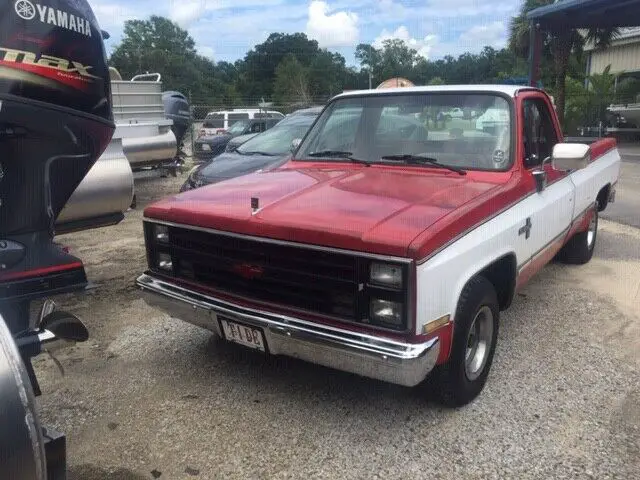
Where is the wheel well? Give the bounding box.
[476,254,517,311]
[596,184,611,212]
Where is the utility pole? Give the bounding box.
[368,43,373,89]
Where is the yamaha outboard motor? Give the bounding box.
[0,0,112,477]
[162,90,190,165]
[0,0,112,328]
[163,90,190,148]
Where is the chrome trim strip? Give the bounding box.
[143,217,413,264]
[515,203,594,272]
[416,189,537,265]
[136,273,440,387]
[166,276,413,336]
[516,226,570,272]
[417,176,593,266]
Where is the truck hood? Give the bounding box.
[145,165,512,258]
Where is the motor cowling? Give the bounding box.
[162,90,191,152]
[0,0,114,237]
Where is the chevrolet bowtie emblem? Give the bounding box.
[233,263,264,280]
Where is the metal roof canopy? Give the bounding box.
[527,0,640,87]
[527,0,640,30]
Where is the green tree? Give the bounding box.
[355,43,382,85]
[378,39,419,81]
[237,33,336,100]
[109,16,229,104]
[273,54,311,105]
[587,65,617,123]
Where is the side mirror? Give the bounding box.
[551,143,590,172]
[290,138,302,153]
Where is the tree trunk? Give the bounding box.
[551,32,571,129]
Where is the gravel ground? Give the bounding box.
[33,170,640,480]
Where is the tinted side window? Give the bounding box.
[250,122,265,133]
[203,113,224,128]
[522,98,558,168]
[228,113,250,123]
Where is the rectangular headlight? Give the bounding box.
[154,224,169,243]
[370,299,403,327]
[157,252,173,272]
[370,263,403,289]
[201,143,211,151]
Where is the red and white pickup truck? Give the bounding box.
[136,85,620,406]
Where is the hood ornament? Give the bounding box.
[251,197,259,214]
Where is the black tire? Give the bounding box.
[433,275,499,407]
[558,205,598,265]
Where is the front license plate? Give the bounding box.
[220,319,266,352]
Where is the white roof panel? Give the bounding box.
[334,84,537,99]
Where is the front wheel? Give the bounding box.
[433,275,499,407]
[557,205,598,265]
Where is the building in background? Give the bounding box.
[585,27,640,83]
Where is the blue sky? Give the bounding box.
[91,0,523,65]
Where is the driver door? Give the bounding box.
[517,94,575,284]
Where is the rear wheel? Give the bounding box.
[558,205,598,265]
[433,275,499,407]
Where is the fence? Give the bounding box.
[185,98,329,155]
[564,92,640,140]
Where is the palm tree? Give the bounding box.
[509,0,618,127]
[587,64,617,123]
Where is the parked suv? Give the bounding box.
[193,117,282,162]
[199,109,283,136]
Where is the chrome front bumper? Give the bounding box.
[136,274,440,387]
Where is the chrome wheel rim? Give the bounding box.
[465,306,494,381]
[587,213,597,249]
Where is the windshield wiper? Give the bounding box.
[307,150,370,166]
[380,154,466,175]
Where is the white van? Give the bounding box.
[199,109,284,136]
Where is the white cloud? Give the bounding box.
[424,0,519,17]
[306,1,359,48]
[168,0,207,27]
[197,45,216,59]
[373,26,437,59]
[91,1,141,29]
[429,21,507,58]
[458,21,506,48]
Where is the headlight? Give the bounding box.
[370,299,403,327]
[201,143,211,151]
[154,224,169,243]
[369,263,403,289]
[157,252,173,272]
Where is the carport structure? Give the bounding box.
[526,0,640,86]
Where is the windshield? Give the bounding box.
[227,120,250,135]
[236,116,317,156]
[295,93,513,171]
